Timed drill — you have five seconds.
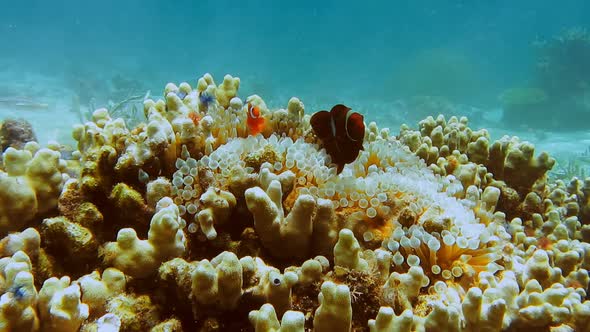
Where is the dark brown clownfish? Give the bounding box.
[310,104,365,174]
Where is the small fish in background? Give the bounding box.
[246,102,267,136]
[188,111,201,126]
[310,104,365,174]
[0,97,49,110]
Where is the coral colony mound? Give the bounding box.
[1,72,590,332]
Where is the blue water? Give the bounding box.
[1,0,589,151]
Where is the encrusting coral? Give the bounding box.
[190,251,243,309]
[0,143,68,236]
[245,180,317,260]
[249,303,305,332]
[102,197,186,278]
[1,72,590,331]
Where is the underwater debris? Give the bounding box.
[106,90,150,128]
[549,156,589,182]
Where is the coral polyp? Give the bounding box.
[1,73,589,331]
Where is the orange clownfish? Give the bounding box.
[246,102,267,136]
[188,111,201,126]
[310,104,365,174]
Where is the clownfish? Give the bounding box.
[188,111,201,126]
[310,104,365,174]
[246,102,267,136]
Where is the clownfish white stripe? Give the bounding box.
[248,104,258,118]
[330,114,337,137]
[345,109,358,141]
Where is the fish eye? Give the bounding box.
[272,278,281,286]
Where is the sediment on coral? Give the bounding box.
[1,72,590,331]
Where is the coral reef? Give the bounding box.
[383,48,484,106]
[535,27,590,100]
[503,27,590,130]
[499,87,549,129]
[1,72,590,331]
[0,142,68,236]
